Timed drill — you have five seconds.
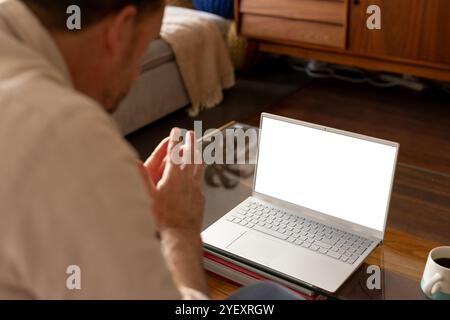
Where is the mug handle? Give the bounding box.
[423,273,443,297]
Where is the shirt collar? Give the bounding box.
[0,0,73,87]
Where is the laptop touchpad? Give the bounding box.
[227,232,285,265]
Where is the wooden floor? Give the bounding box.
[207,78,450,299]
[249,79,450,175]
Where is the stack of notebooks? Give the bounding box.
[204,248,326,300]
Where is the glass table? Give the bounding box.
[201,122,449,300]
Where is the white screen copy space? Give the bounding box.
[254,117,397,232]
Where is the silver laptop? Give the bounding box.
[202,113,399,293]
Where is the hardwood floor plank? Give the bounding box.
[247,79,450,174]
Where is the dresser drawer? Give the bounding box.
[240,0,346,25]
[241,14,345,48]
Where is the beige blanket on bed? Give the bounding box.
[161,7,235,117]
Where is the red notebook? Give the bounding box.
[204,251,320,300]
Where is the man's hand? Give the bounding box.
[143,137,170,188]
[141,128,208,297]
[144,128,205,234]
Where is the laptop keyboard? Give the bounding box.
[225,201,374,264]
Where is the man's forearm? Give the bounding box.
[160,229,208,298]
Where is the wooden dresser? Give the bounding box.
[236,0,450,82]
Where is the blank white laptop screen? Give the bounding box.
[254,117,398,232]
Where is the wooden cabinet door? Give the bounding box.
[349,0,450,66]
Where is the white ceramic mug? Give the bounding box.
[421,246,450,300]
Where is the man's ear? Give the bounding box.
[104,5,138,57]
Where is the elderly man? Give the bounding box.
[0,0,298,300]
[0,0,210,299]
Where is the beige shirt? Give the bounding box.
[0,0,181,299]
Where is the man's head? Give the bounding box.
[22,0,165,112]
